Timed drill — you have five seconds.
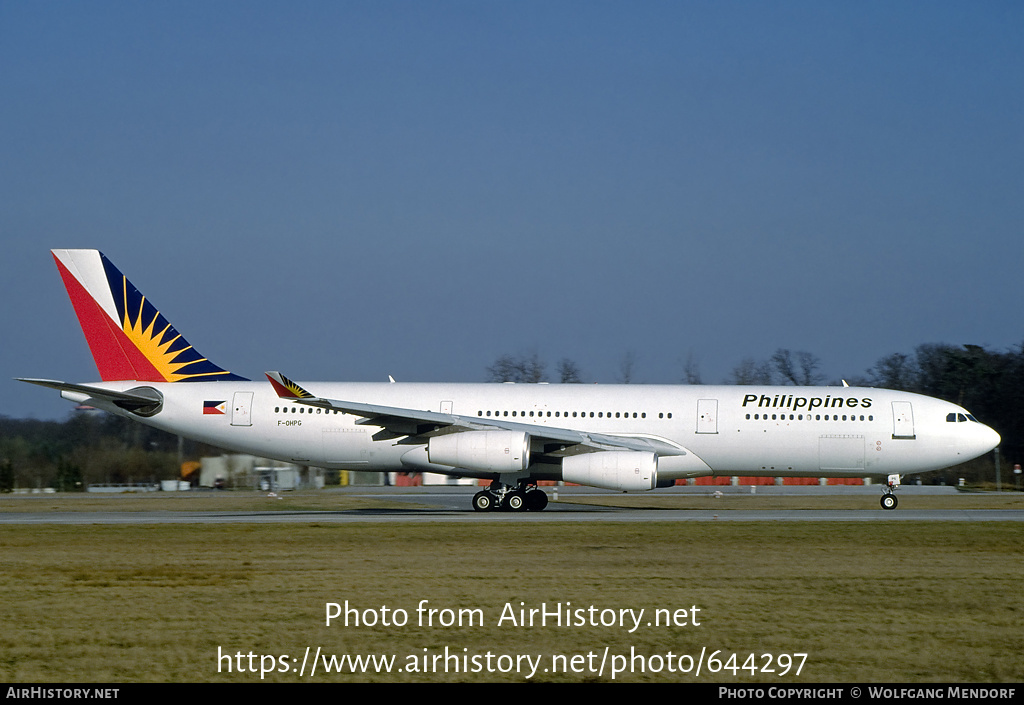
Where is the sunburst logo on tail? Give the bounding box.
[102,255,245,382]
[110,269,236,382]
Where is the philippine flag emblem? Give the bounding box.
[203,400,227,415]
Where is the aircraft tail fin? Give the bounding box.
[51,249,248,382]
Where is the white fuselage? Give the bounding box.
[65,381,1001,483]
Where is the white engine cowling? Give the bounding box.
[427,431,531,473]
[562,451,658,491]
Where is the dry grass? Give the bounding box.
[0,522,1021,683]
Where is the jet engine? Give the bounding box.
[562,451,657,491]
[427,430,531,473]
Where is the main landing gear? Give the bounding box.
[472,481,549,512]
[880,473,901,510]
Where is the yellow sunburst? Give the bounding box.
[121,294,206,382]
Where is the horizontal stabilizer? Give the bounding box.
[16,378,163,415]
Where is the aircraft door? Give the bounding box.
[231,392,254,427]
[696,399,718,434]
[891,401,915,440]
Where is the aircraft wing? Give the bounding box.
[265,371,685,457]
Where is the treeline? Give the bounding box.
[0,412,220,491]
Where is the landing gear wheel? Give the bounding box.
[472,491,495,512]
[526,489,549,511]
[502,490,527,512]
[880,493,898,510]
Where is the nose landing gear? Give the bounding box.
[880,474,901,510]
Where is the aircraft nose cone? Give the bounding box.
[966,423,1001,459]
[958,422,999,459]
[983,424,1001,451]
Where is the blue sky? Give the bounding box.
[2,2,1021,419]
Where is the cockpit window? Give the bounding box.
[947,412,981,423]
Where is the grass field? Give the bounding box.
[1,512,1021,682]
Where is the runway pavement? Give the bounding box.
[2,485,1022,523]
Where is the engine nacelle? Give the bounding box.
[427,431,531,473]
[562,451,658,491]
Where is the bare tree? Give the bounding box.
[796,351,825,386]
[867,352,918,391]
[681,350,702,384]
[617,351,636,384]
[771,349,799,385]
[486,352,547,383]
[728,358,774,385]
[556,358,583,383]
[772,349,824,386]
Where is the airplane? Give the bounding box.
[19,249,1000,511]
